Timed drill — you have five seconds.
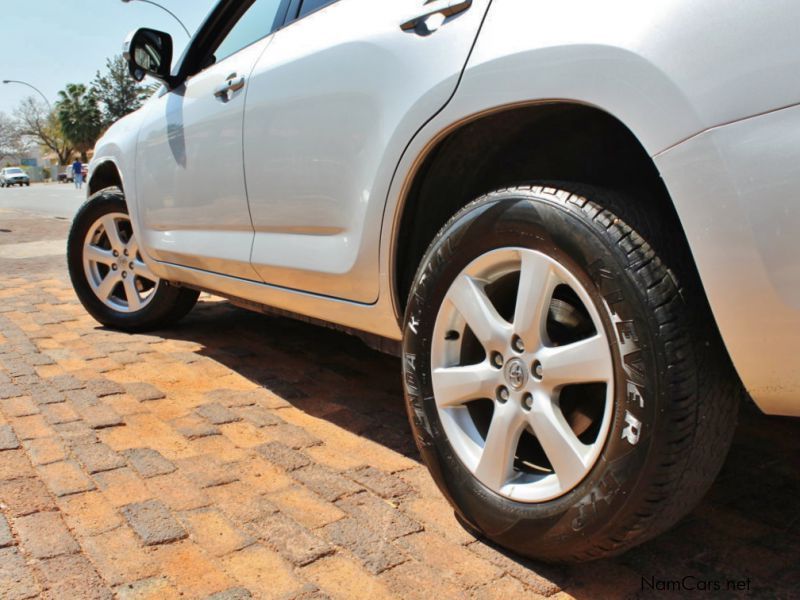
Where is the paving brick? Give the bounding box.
[0,513,13,547]
[23,436,66,465]
[176,455,238,488]
[181,507,255,556]
[264,423,322,450]
[94,467,152,507]
[30,385,67,405]
[0,424,21,450]
[38,459,96,497]
[114,577,181,600]
[269,485,346,530]
[123,447,176,478]
[336,492,422,540]
[172,414,221,439]
[206,587,253,600]
[292,464,362,502]
[35,553,113,600]
[0,477,57,516]
[397,531,502,589]
[150,540,236,597]
[9,415,51,440]
[207,482,279,524]
[72,441,126,474]
[65,389,98,410]
[248,511,333,566]
[471,575,546,600]
[0,396,38,417]
[379,560,465,600]
[301,554,395,600]
[40,401,80,425]
[81,526,158,586]
[87,378,126,397]
[256,441,310,472]
[0,546,40,600]
[80,404,125,429]
[344,466,414,500]
[0,449,35,481]
[122,499,188,546]
[145,471,211,511]
[47,374,86,392]
[221,544,306,599]
[57,490,123,535]
[321,518,406,575]
[0,383,24,400]
[196,402,241,425]
[205,389,260,408]
[14,511,79,558]
[466,541,563,596]
[235,405,283,427]
[124,382,166,402]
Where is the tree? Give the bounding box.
[13,98,73,166]
[56,83,103,162]
[91,55,154,127]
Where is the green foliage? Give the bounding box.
[56,83,103,162]
[91,55,154,127]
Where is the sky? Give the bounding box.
[0,0,218,116]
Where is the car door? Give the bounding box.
[136,0,288,280]
[243,0,491,302]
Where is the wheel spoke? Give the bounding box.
[474,402,524,490]
[432,361,499,408]
[85,245,115,265]
[447,274,510,352]
[539,334,612,388]
[126,233,139,258]
[101,216,124,251]
[123,277,142,311]
[513,251,558,350]
[527,392,590,487]
[95,272,120,300]
[133,259,158,284]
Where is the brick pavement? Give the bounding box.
[0,208,798,599]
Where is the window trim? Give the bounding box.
[281,0,341,29]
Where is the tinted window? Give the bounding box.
[214,0,285,62]
[298,0,337,18]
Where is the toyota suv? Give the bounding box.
[67,0,800,562]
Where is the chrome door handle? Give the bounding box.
[401,0,472,34]
[214,74,246,100]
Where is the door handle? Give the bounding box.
[214,73,246,100]
[401,0,472,34]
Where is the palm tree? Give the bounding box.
[56,83,102,162]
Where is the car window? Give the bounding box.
[7,168,23,174]
[298,0,337,18]
[212,0,285,63]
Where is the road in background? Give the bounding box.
[0,183,85,220]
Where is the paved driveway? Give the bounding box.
[0,207,797,599]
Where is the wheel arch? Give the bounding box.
[392,102,701,315]
[87,159,125,197]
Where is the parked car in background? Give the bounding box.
[0,167,30,187]
[68,0,799,563]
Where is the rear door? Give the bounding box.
[243,0,491,302]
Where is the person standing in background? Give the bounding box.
[72,158,83,190]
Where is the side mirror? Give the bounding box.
[123,28,174,86]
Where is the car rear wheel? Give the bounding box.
[68,188,199,332]
[402,185,740,562]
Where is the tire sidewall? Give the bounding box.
[403,191,665,558]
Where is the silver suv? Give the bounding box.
[67,0,800,562]
[0,167,30,187]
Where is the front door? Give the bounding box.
[243,0,492,301]
[136,0,288,280]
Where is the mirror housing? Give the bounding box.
[123,28,175,87]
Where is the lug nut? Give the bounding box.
[491,352,504,368]
[121,271,127,279]
[496,386,509,403]
[112,250,119,257]
[512,335,525,353]
[522,393,533,410]
[129,263,135,270]
[111,264,118,271]
[123,249,129,257]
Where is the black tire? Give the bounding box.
[68,188,199,333]
[402,185,740,562]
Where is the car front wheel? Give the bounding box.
[402,185,740,562]
[67,188,199,332]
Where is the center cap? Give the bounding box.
[504,358,528,391]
